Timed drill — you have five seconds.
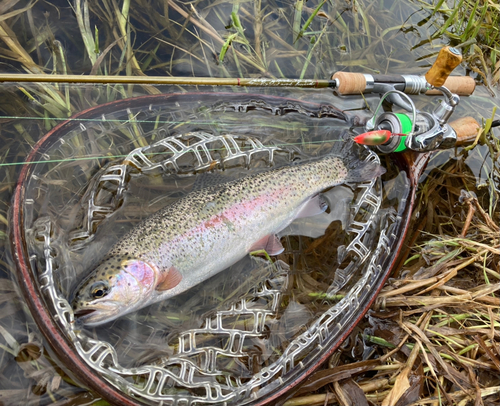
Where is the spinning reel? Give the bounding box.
[332,47,483,153]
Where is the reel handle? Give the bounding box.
[425,76,475,96]
[425,46,462,87]
[450,117,480,145]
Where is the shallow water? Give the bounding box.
[0,0,499,405]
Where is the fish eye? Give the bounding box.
[90,281,109,299]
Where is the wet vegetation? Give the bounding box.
[0,0,499,405]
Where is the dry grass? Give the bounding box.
[284,127,500,405]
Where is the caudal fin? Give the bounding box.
[330,136,386,183]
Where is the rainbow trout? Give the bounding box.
[72,148,384,325]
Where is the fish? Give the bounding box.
[72,144,385,326]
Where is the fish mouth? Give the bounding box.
[73,308,102,325]
[73,303,122,326]
[73,306,107,325]
[74,308,97,318]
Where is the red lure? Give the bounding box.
[354,130,392,146]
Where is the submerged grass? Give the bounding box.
[0,0,499,405]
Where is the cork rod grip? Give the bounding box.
[450,117,480,146]
[425,76,475,96]
[425,47,463,87]
[331,72,366,94]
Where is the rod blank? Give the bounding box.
[0,73,335,88]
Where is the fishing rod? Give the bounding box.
[1,47,497,154]
[0,47,476,97]
[0,68,475,95]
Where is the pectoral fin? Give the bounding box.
[156,267,182,291]
[250,234,284,256]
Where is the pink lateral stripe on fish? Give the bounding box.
[72,147,385,326]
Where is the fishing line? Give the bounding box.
[2,112,496,168]
[0,138,345,168]
[2,118,497,168]
[0,114,343,126]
